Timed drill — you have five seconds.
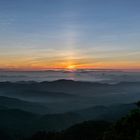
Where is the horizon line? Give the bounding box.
[0,68,140,72]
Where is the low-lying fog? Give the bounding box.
[0,70,140,83]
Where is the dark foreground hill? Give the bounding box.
[0,101,138,138]
[28,109,140,140]
[1,108,140,140]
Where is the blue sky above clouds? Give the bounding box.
[0,0,140,70]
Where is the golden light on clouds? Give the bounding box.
[0,47,140,71]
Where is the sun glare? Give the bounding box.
[66,65,76,71]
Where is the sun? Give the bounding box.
[66,65,77,71]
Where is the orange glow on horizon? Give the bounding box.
[0,65,140,72]
[0,58,140,72]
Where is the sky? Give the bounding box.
[0,0,140,71]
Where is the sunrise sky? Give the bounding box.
[0,0,140,71]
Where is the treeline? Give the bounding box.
[1,109,140,140]
[27,109,140,140]
[28,121,111,140]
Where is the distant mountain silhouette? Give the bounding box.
[0,81,76,101]
[0,80,140,97]
[0,80,140,110]
[0,96,49,114]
